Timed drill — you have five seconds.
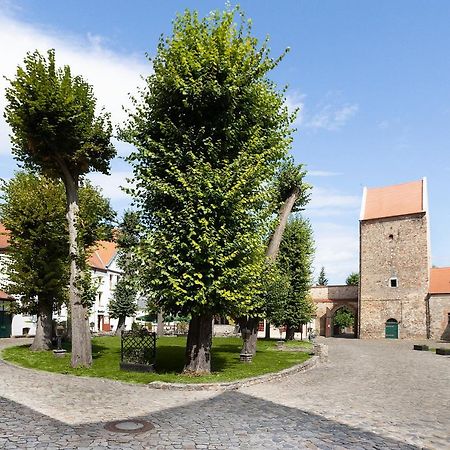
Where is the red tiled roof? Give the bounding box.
[429,267,450,294]
[88,240,117,271]
[0,223,117,270]
[0,224,10,249]
[0,290,11,300]
[362,179,424,221]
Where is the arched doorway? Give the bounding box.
[385,318,399,339]
[332,306,356,338]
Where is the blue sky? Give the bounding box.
[0,0,449,283]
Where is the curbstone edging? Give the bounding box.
[147,354,320,391]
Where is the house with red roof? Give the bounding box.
[0,226,138,337]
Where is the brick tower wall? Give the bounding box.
[359,213,429,339]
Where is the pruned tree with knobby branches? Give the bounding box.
[4,49,116,367]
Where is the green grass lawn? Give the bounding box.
[1,336,310,384]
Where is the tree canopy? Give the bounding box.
[265,217,316,339]
[122,7,295,372]
[346,272,359,286]
[317,266,328,286]
[0,171,115,349]
[4,49,115,180]
[4,48,116,367]
[108,211,141,334]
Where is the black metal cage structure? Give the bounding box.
[120,329,156,372]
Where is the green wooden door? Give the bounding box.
[0,311,12,338]
[385,319,398,339]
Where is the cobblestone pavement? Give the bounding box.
[0,338,448,449]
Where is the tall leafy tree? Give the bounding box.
[263,158,310,339]
[122,8,294,373]
[266,217,316,340]
[346,272,359,286]
[317,266,328,286]
[108,211,140,335]
[0,172,115,350]
[333,307,355,330]
[4,50,116,367]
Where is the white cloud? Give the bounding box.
[0,9,148,156]
[306,186,361,213]
[311,222,359,284]
[377,120,390,130]
[306,103,359,131]
[287,90,358,132]
[86,171,133,201]
[308,170,342,177]
[285,91,305,125]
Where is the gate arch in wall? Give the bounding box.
[326,303,358,338]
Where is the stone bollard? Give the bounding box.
[313,343,328,362]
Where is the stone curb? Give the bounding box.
[147,355,320,391]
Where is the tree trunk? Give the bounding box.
[115,316,126,336]
[63,171,92,368]
[30,298,53,351]
[262,189,300,346]
[265,321,271,339]
[238,317,259,356]
[157,310,164,337]
[184,314,213,373]
[266,188,300,261]
[285,324,295,341]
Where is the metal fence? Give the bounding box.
[120,329,156,372]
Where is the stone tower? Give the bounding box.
[359,178,430,339]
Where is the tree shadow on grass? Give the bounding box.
[154,341,240,374]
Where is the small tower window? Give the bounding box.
[389,277,398,288]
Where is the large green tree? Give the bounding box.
[4,50,116,367]
[317,266,328,286]
[263,158,310,339]
[108,211,140,335]
[123,8,294,373]
[266,217,316,340]
[346,272,359,286]
[0,172,115,350]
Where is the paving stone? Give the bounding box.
[0,338,448,449]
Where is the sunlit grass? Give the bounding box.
[2,336,310,384]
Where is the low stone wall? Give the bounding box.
[213,324,239,337]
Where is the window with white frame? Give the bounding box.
[389,277,398,288]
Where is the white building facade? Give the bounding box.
[0,226,136,337]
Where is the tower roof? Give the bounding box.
[429,267,450,294]
[360,179,426,221]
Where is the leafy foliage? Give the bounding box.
[317,266,328,286]
[273,157,310,212]
[108,212,141,322]
[346,272,359,285]
[0,171,115,313]
[122,8,294,318]
[4,49,115,179]
[4,48,116,365]
[265,218,316,329]
[333,307,355,329]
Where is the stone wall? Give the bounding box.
[359,213,429,339]
[311,285,358,336]
[427,294,450,341]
